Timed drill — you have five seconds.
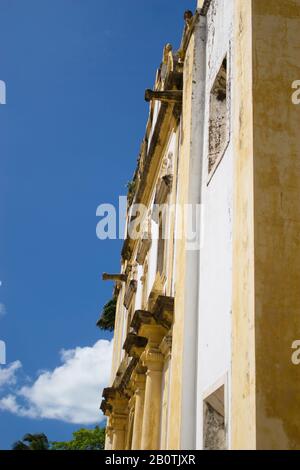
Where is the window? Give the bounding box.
[203,385,226,450]
[208,56,229,177]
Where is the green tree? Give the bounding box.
[96,297,116,331]
[12,433,49,450]
[51,426,105,450]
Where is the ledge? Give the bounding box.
[145,89,182,104]
[152,295,174,330]
[100,399,112,416]
[123,333,148,357]
[130,310,155,334]
[131,295,174,333]
[102,387,117,401]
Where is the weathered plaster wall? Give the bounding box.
[168,31,195,450]
[232,0,300,450]
[196,0,234,449]
[252,0,300,450]
[231,0,256,450]
[169,12,208,449]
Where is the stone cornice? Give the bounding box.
[101,387,128,417]
[121,69,182,262]
[100,399,112,416]
[123,333,148,358]
[152,295,174,330]
[130,309,155,333]
[101,356,139,417]
[102,386,117,401]
[130,295,174,334]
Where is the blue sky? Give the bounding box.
[0,0,195,450]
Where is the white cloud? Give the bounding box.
[0,340,113,424]
[0,394,24,414]
[0,361,22,388]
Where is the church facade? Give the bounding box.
[101,0,300,450]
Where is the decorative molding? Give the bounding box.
[100,399,112,416]
[130,309,154,334]
[159,333,172,360]
[152,295,174,330]
[124,280,137,309]
[161,151,174,178]
[136,212,152,265]
[111,412,128,431]
[101,387,128,418]
[136,238,151,265]
[178,10,200,60]
[120,48,183,263]
[123,333,148,358]
[148,271,166,310]
[141,346,164,372]
[130,295,174,335]
[154,175,173,206]
[121,239,132,262]
[145,89,182,104]
[102,273,127,282]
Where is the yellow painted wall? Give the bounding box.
[232,0,300,449]
[168,33,195,450]
[253,0,300,450]
[231,0,256,450]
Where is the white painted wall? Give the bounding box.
[195,0,234,449]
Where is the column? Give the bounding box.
[140,346,164,450]
[110,395,128,450]
[105,422,113,450]
[159,334,172,449]
[125,392,135,450]
[112,414,127,450]
[131,374,146,450]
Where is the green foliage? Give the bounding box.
[96,297,116,331]
[12,428,106,451]
[51,426,105,450]
[12,433,49,451]
[126,179,137,205]
[126,179,136,195]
